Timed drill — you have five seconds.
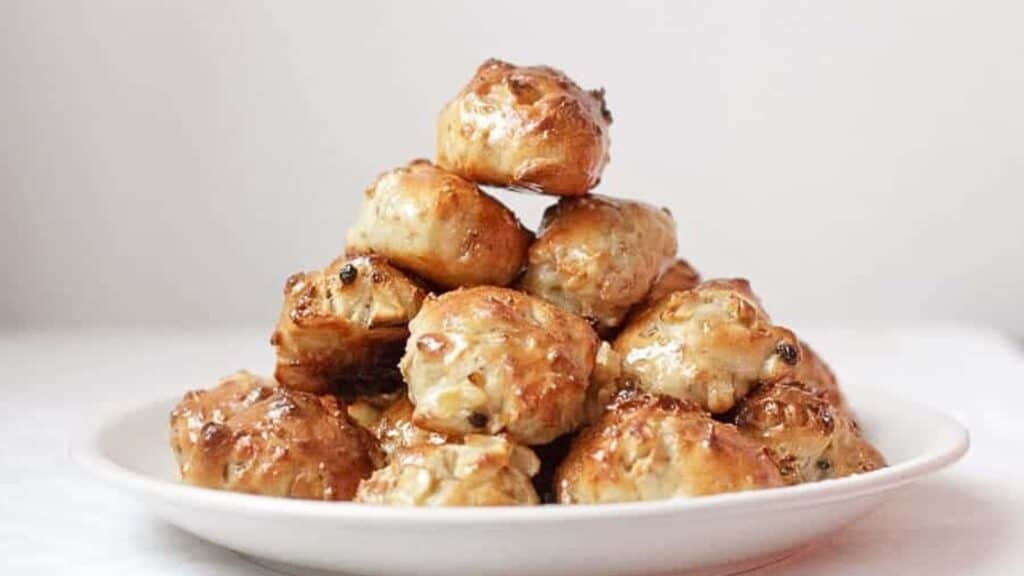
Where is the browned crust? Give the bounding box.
[345,160,532,288]
[170,373,380,500]
[437,59,611,196]
[272,255,426,394]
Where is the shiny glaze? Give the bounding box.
[437,59,611,196]
[613,279,801,414]
[556,389,784,504]
[345,159,531,289]
[355,435,540,506]
[637,258,702,311]
[373,395,451,457]
[170,372,379,501]
[271,255,426,394]
[734,382,885,485]
[519,195,677,334]
[401,286,599,445]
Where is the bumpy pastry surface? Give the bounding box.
[345,160,531,289]
[638,258,701,309]
[555,390,784,504]
[734,382,885,484]
[271,255,426,394]
[170,372,378,500]
[791,341,845,410]
[401,286,599,445]
[584,341,625,424]
[519,195,677,333]
[372,395,451,457]
[612,279,801,414]
[436,59,611,196]
[355,435,540,506]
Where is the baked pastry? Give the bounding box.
[372,395,451,457]
[612,279,800,414]
[170,372,378,500]
[271,255,426,395]
[519,195,677,333]
[355,435,540,506]
[791,341,845,410]
[734,382,885,484]
[401,286,599,445]
[436,59,611,196]
[345,160,531,289]
[344,388,408,432]
[638,258,701,309]
[555,390,784,504]
[584,341,625,424]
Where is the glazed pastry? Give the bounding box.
[355,435,540,506]
[790,341,845,410]
[437,59,611,196]
[345,160,531,289]
[372,395,451,457]
[344,388,408,432]
[271,255,426,394]
[637,258,701,309]
[583,341,625,424]
[520,195,677,334]
[170,372,378,500]
[555,389,784,504]
[401,286,599,445]
[612,279,801,414]
[734,382,885,485]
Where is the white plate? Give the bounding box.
[73,385,968,576]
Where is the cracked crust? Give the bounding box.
[437,59,611,196]
[345,160,531,289]
[271,255,427,395]
[734,382,885,485]
[170,372,379,500]
[520,195,677,334]
[355,435,541,506]
[555,389,784,504]
[612,279,801,414]
[401,286,599,445]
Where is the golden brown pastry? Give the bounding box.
[519,195,677,334]
[639,258,701,309]
[612,279,801,414]
[436,59,611,196]
[372,395,451,457]
[584,341,625,424]
[170,372,378,500]
[555,390,784,504]
[734,382,885,485]
[344,388,408,432]
[355,435,540,506]
[791,341,845,410]
[345,160,531,289]
[401,286,599,445]
[271,255,426,395]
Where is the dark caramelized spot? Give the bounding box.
[200,422,230,447]
[339,263,358,285]
[776,342,799,365]
[467,412,488,429]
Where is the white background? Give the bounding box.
[2,0,1022,334]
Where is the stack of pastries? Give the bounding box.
[170,59,885,506]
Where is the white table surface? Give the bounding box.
[1,326,1021,575]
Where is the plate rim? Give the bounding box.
[72,388,969,525]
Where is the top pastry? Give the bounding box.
[436,59,612,196]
